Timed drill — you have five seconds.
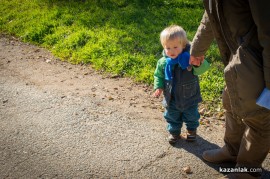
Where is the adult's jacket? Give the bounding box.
[190,0,270,117]
[190,0,270,90]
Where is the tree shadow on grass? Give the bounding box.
[172,134,270,178]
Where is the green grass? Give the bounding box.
[0,0,225,109]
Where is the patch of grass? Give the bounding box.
[0,0,225,108]
[199,61,225,100]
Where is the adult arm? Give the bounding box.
[190,11,214,65]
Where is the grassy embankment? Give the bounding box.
[0,0,225,116]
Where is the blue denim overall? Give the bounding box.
[163,65,202,135]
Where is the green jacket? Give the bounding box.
[154,56,166,90]
[154,54,209,90]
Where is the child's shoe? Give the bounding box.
[186,130,197,142]
[168,134,179,145]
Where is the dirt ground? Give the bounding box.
[0,34,269,178]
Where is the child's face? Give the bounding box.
[163,37,184,59]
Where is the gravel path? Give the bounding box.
[0,35,269,178]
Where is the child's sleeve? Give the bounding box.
[154,58,165,90]
[192,59,210,75]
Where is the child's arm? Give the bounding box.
[153,58,166,97]
[192,58,210,75]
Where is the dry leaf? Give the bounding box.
[183,166,192,174]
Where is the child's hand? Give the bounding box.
[153,89,163,98]
[190,55,204,66]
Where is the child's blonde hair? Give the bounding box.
[160,25,188,47]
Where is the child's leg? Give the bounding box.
[182,104,200,131]
[182,104,200,141]
[163,100,183,135]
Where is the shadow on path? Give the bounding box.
[173,135,270,178]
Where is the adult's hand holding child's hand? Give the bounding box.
[190,56,204,66]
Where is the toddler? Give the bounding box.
[153,25,202,145]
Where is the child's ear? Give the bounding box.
[182,42,187,48]
[182,44,186,49]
